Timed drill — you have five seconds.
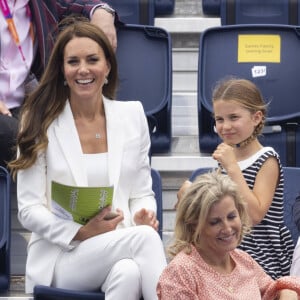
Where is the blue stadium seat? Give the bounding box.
[220,0,299,26]
[189,167,215,181]
[188,167,300,245]
[108,0,155,25]
[0,167,11,292]
[151,168,163,238]
[202,0,221,15]
[34,286,104,300]
[154,0,175,16]
[198,24,300,166]
[116,24,172,154]
[33,168,163,299]
[282,167,300,245]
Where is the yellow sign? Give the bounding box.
[238,35,281,63]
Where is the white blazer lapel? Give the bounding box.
[104,98,124,188]
[54,102,88,186]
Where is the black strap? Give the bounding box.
[139,0,149,25]
[289,0,298,25]
[286,123,298,167]
[226,0,236,25]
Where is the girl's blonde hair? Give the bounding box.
[213,77,268,146]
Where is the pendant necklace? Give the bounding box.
[95,133,101,139]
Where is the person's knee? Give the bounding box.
[116,259,141,285]
[102,259,142,299]
[134,225,161,244]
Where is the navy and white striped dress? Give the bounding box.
[237,147,294,279]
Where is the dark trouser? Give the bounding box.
[0,107,21,168]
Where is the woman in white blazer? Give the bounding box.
[9,18,167,299]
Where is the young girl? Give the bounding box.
[178,78,294,279]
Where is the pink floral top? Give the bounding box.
[157,245,300,300]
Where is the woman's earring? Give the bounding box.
[104,77,108,85]
[64,80,67,86]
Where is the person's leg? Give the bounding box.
[53,226,167,299]
[101,259,142,300]
[0,114,18,167]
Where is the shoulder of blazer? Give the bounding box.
[104,97,144,114]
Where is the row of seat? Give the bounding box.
[123,22,300,167]
[109,0,175,25]
[203,0,300,26]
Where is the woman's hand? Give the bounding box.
[74,207,124,241]
[0,100,12,116]
[134,208,158,231]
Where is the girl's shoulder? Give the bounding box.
[238,147,280,170]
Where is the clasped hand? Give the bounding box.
[74,207,158,241]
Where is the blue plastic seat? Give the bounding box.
[108,0,155,25]
[154,0,175,16]
[0,167,11,292]
[33,168,163,299]
[220,0,299,25]
[198,24,300,166]
[189,167,300,245]
[116,24,172,154]
[282,167,300,245]
[33,286,104,300]
[202,0,221,15]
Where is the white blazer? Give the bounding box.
[17,97,156,293]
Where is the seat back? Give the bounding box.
[34,285,104,300]
[154,0,175,16]
[116,24,172,154]
[108,0,155,25]
[282,167,300,245]
[189,167,215,182]
[0,167,10,292]
[151,168,163,238]
[220,0,299,26]
[198,24,300,166]
[202,0,221,15]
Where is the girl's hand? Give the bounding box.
[212,142,237,171]
[134,208,158,231]
[74,207,124,241]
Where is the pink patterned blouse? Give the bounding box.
[157,245,300,300]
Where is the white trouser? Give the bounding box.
[290,237,300,276]
[52,225,167,300]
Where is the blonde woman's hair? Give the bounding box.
[167,171,251,258]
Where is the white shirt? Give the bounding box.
[0,0,34,109]
[83,152,110,187]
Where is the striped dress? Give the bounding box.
[237,147,295,279]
